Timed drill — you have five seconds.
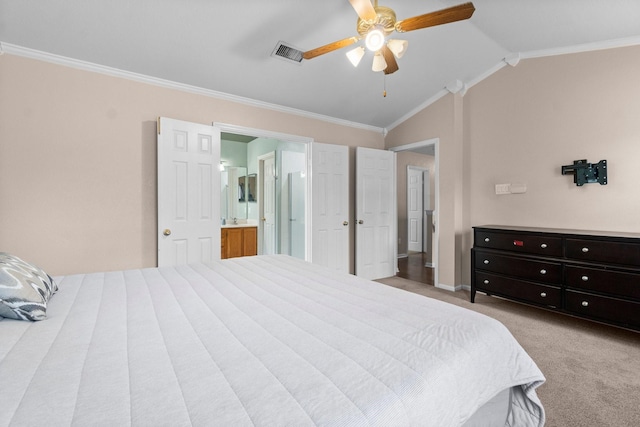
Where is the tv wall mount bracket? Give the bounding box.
[561,159,607,186]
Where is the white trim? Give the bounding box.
[1,42,383,134]
[5,36,639,137]
[214,123,313,144]
[521,35,640,59]
[436,283,460,292]
[384,36,640,133]
[465,61,508,93]
[385,89,450,132]
[388,138,439,153]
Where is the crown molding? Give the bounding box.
[1,42,383,135]
[385,36,640,133]
[521,35,640,59]
[4,36,639,137]
[384,88,450,132]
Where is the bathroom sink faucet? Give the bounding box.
[233,217,237,224]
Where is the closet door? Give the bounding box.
[355,147,396,280]
[157,117,220,266]
[311,142,349,273]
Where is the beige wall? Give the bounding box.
[4,45,639,283]
[0,54,383,275]
[387,44,640,288]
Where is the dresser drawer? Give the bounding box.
[475,230,562,257]
[474,272,561,308]
[566,238,640,267]
[474,250,562,284]
[565,266,640,300]
[565,290,640,329]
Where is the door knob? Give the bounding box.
[163,229,171,236]
[358,220,364,224]
[343,221,349,226]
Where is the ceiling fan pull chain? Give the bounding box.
[383,74,387,97]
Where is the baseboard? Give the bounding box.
[436,283,471,292]
[397,253,408,259]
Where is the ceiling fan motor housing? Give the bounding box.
[356,6,396,36]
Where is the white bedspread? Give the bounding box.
[0,255,544,426]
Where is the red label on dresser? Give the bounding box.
[513,240,524,246]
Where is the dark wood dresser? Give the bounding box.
[471,225,640,331]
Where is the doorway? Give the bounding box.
[216,122,312,259]
[389,138,439,286]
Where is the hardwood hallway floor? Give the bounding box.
[397,252,434,285]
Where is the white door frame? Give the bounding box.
[258,151,276,255]
[389,138,439,287]
[213,123,313,260]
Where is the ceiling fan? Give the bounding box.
[303,0,475,75]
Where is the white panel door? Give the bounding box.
[407,166,424,252]
[157,117,220,267]
[311,142,349,273]
[261,152,276,255]
[356,147,396,280]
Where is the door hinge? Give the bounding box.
[157,117,161,135]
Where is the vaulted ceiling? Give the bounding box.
[2,0,640,130]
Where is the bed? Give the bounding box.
[1,254,545,426]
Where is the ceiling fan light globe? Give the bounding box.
[346,46,366,67]
[371,51,387,72]
[365,27,385,51]
[387,39,408,59]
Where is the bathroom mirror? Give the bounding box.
[246,174,257,202]
[237,174,256,203]
[221,166,248,220]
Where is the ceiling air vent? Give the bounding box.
[271,41,304,64]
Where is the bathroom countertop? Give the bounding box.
[221,223,257,228]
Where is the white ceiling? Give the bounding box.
[2,0,640,130]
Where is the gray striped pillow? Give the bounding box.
[0,252,58,321]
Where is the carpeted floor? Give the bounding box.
[376,276,640,427]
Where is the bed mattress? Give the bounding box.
[0,255,545,426]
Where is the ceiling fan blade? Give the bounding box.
[303,37,360,60]
[349,0,377,22]
[381,45,399,75]
[395,2,475,33]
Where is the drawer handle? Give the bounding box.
[484,237,490,242]
[483,259,489,264]
[540,292,547,298]
[581,301,589,307]
[540,269,547,275]
[581,275,589,281]
[582,247,589,253]
[540,243,547,249]
[483,279,489,285]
